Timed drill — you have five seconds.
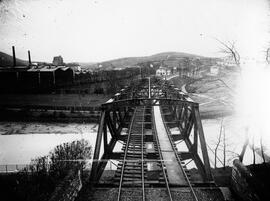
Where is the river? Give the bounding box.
[0,117,269,172]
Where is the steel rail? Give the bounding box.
[117,107,137,201]
[141,106,146,201]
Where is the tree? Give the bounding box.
[214,118,223,168]
[223,126,226,169]
[12,140,91,201]
[260,136,266,164]
[49,139,91,178]
[265,47,270,64]
[217,39,241,67]
[252,136,256,165]
[239,127,249,162]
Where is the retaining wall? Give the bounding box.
[231,159,260,201]
[49,169,82,201]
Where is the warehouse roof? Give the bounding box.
[0,66,29,72]
[28,66,71,72]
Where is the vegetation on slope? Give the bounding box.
[0,51,28,66]
[0,139,91,201]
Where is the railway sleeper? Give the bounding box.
[121,153,146,156]
[121,180,145,185]
[122,164,147,168]
[117,162,146,166]
[122,148,143,152]
[115,169,143,174]
[116,166,145,170]
[116,174,143,179]
[124,154,145,158]
[122,177,144,181]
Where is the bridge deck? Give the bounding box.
[153,105,188,186]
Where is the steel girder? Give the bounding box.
[162,104,213,182]
[90,77,213,185]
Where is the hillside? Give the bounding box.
[0,52,28,66]
[84,52,206,70]
[0,50,210,69]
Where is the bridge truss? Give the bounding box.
[90,77,213,186]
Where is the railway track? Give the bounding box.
[116,106,146,201]
[114,105,199,201]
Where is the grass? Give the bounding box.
[171,66,238,119]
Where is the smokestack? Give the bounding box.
[28,50,32,66]
[12,46,16,67]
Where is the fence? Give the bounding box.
[0,164,29,173]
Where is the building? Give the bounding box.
[209,65,219,76]
[52,56,64,66]
[156,66,171,77]
[30,66,74,87]
[0,67,28,92]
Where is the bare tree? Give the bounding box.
[239,127,249,162]
[265,47,270,64]
[214,118,223,168]
[216,39,241,67]
[223,126,226,169]
[260,136,266,164]
[252,136,256,165]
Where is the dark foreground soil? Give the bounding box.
[76,187,225,201]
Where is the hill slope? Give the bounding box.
[0,50,207,69]
[96,52,203,69]
[0,52,28,66]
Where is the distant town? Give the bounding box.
[0,46,232,95]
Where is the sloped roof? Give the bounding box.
[28,66,72,72]
[0,66,29,72]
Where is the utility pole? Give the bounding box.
[148,77,151,99]
[28,50,32,66]
[12,46,16,67]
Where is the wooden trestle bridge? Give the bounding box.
[88,77,225,201]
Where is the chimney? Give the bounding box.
[12,46,16,67]
[28,50,32,66]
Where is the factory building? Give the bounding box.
[52,56,64,66]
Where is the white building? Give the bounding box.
[209,65,219,76]
[156,67,171,76]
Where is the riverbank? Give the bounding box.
[0,93,110,123]
[170,66,238,119]
[0,107,101,123]
[0,122,98,166]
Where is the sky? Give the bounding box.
[0,0,269,62]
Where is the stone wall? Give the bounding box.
[49,170,82,201]
[231,159,260,201]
